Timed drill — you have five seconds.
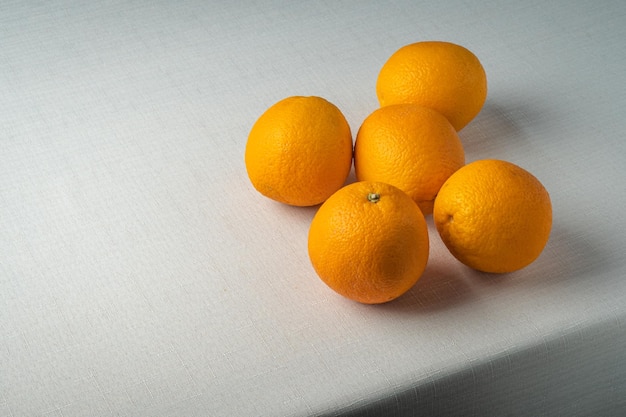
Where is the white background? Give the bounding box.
[2,1,625,415]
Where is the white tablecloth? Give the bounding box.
[2,1,625,416]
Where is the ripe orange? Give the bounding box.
[308,181,429,304]
[433,159,552,273]
[245,96,353,206]
[354,104,465,216]
[376,41,487,131]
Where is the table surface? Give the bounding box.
[2,1,626,416]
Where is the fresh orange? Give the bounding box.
[433,159,552,273]
[376,41,487,131]
[245,96,353,206]
[308,181,429,304]
[354,104,465,216]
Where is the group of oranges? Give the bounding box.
[245,41,552,304]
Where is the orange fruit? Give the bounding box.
[354,104,465,216]
[245,96,353,206]
[308,181,429,304]
[376,41,487,131]
[433,159,552,273]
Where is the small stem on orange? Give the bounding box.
[367,193,380,203]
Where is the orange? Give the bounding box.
[433,159,552,273]
[376,41,487,131]
[354,104,465,216]
[308,181,429,304]
[245,96,353,206]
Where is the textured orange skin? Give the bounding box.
[376,41,487,131]
[245,96,353,206]
[433,160,552,273]
[308,181,429,304]
[354,104,465,216]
